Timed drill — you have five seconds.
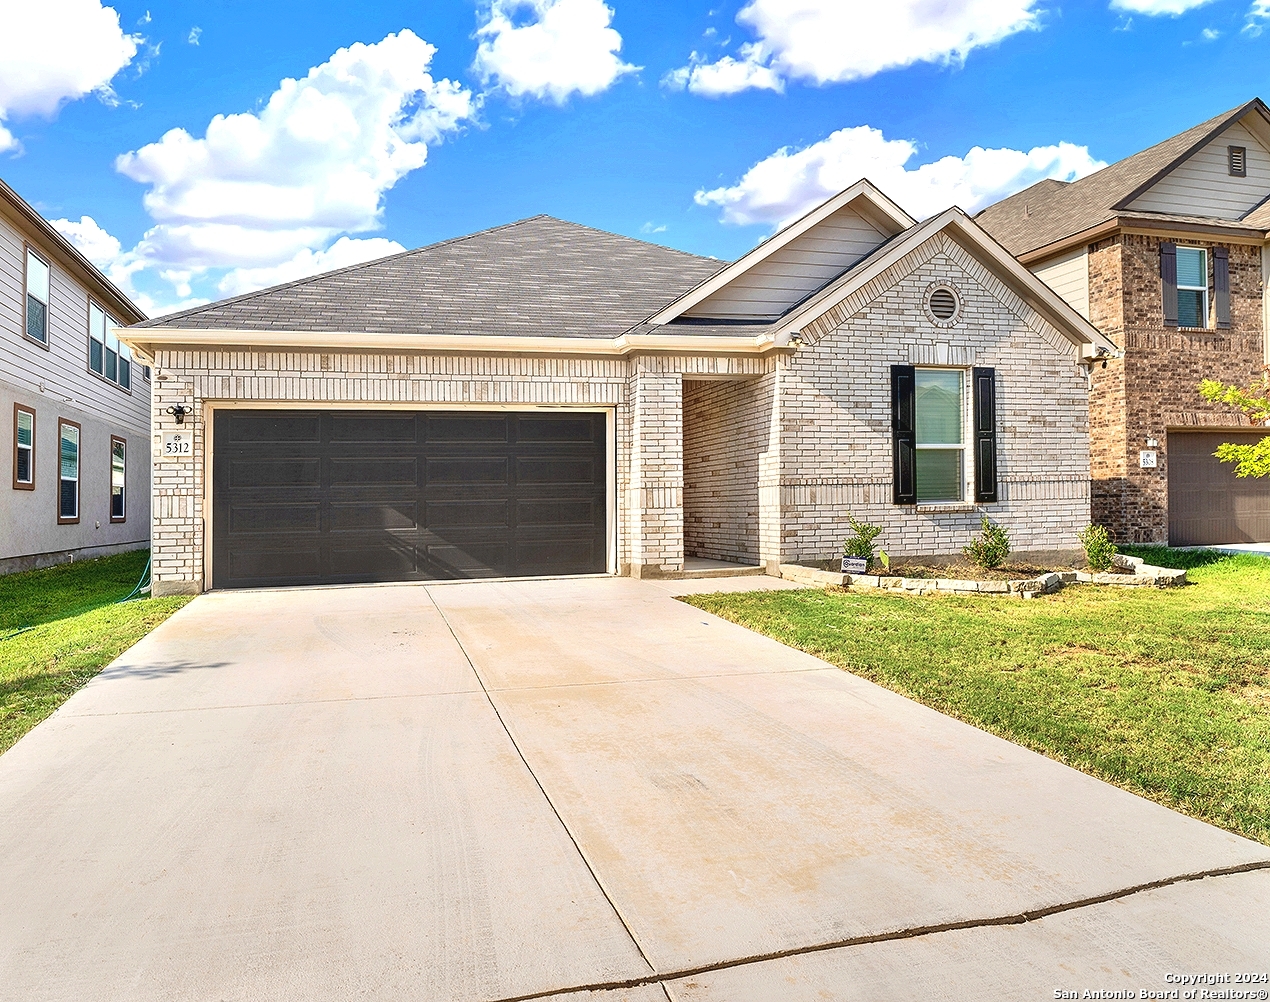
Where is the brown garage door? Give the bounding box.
[1168,430,1270,546]
[212,409,608,588]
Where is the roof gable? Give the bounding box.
[139,216,724,338]
[647,181,914,325]
[975,99,1270,257]
[760,207,1117,360]
[1126,113,1270,220]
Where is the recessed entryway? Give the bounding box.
[211,409,608,588]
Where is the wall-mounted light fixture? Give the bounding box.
[788,332,804,348]
[165,404,190,425]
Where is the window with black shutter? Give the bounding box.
[1160,241,1178,328]
[1213,246,1230,330]
[891,365,916,504]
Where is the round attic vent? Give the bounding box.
[928,286,959,321]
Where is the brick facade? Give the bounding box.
[1086,234,1265,543]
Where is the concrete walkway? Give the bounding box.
[0,576,1266,1001]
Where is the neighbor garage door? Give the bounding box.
[1168,430,1270,546]
[212,410,607,588]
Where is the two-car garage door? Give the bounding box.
[212,410,607,588]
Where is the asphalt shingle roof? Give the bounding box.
[975,100,1270,257]
[140,215,727,338]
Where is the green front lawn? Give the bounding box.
[0,551,191,755]
[685,546,1270,845]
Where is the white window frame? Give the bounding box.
[1176,246,1209,330]
[914,366,969,504]
[25,247,50,347]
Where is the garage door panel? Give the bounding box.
[425,457,509,484]
[1169,431,1270,546]
[224,414,322,443]
[227,458,321,489]
[329,457,418,486]
[213,410,607,587]
[425,415,510,442]
[328,502,418,531]
[329,414,417,442]
[329,541,419,577]
[228,503,321,534]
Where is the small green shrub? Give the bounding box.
[963,517,1011,570]
[1078,524,1118,572]
[843,513,884,564]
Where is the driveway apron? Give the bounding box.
[0,576,1267,1002]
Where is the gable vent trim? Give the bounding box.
[1228,145,1247,178]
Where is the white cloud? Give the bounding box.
[474,0,638,103]
[51,31,470,316]
[0,0,140,150]
[1110,0,1215,13]
[639,221,667,234]
[664,0,1040,97]
[1200,26,1221,38]
[694,125,1105,226]
[216,236,406,297]
[188,26,202,45]
[1246,0,1270,33]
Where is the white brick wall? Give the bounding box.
[779,233,1091,563]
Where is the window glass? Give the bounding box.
[915,369,965,503]
[16,409,34,485]
[26,251,49,343]
[111,440,126,520]
[59,423,79,520]
[1176,247,1208,329]
[89,304,105,374]
[118,342,131,390]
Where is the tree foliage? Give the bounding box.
[1198,378,1270,478]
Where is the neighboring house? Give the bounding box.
[121,181,1114,595]
[977,99,1270,547]
[1,178,150,575]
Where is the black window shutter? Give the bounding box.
[972,367,998,504]
[1160,241,1178,328]
[892,365,916,505]
[1213,246,1230,329]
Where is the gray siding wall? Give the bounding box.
[1128,120,1270,220]
[0,211,151,568]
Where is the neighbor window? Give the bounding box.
[110,437,126,522]
[26,249,50,345]
[915,369,964,503]
[1176,247,1208,328]
[89,302,131,390]
[14,405,34,489]
[58,420,80,523]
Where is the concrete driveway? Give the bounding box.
[1,576,1267,1001]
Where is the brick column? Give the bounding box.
[629,366,683,577]
[150,369,203,595]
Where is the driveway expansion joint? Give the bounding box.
[478,859,1270,1002]
[423,585,659,979]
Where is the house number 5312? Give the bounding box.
[163,432,192,458]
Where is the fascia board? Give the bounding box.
[644,180,916,326]
[120,328,789,358]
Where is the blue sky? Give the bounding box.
[3,0,1269,317]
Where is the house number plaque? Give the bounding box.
[163,432,193,459]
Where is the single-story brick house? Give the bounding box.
[121,181,1116,594]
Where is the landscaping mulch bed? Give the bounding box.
[799,557,1129,581]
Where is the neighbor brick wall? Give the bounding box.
[1086,234,1265,544]
[780,232,1091,563]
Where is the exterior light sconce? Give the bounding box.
[166,404,190,425]
[788,332,804,348]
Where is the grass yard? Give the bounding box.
[0,550,190,755]
[684,546,1270,845]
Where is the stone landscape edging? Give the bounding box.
[777,553,1185,597]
